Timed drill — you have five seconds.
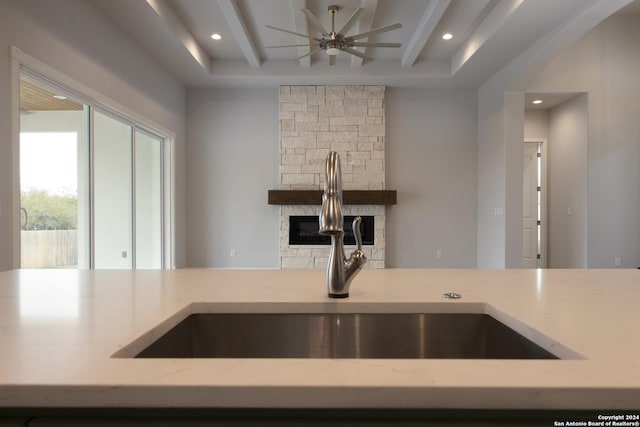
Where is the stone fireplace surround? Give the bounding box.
[278,85,386,269]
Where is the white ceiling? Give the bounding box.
[91,0,639,88]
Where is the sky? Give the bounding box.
[20,132,78,196]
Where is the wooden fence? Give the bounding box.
[21,230,78,268]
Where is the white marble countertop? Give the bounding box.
[0,268,639,409]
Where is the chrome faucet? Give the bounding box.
[319,151,366,298]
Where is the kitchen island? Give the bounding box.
[0,268,638,424]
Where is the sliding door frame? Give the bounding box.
[11,46,175,269]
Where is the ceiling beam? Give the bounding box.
[144,0,211,73]
[350,0,377,67]
[218,0,262,67]
[290,0,311,67]
[451,0,523,75]
[401,0,451,68]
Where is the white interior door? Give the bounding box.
[523,143,539,268]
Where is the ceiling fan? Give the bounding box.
[266,5,402,65]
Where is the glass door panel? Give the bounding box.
[19,76,89,268]
[135,130,163,269]
[93,111,133,269]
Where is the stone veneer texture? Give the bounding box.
[279,85,386,269]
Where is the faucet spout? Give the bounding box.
[319,151,343,235]
[324,151,342,196]
[319,151,366,298]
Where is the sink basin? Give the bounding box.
[133,313,559,359]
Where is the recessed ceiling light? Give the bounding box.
[532,99,543,104]
[211,33,222,40]
[442,33,453,40]
[53,95,67,100]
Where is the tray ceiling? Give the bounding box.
[91,0,638,88]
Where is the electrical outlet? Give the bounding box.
[614,257,621,267]
[436,249,443,259]
[121,251,127,258]
[230,249,236,257]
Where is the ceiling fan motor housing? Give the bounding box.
[321,38,344,55]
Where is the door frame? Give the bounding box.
[524,138,548,268]
[11,46,175,269]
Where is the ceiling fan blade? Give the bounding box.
[341,47,372,61]
[337,8,364,36]
[348,23,402,41]
[296,47,322,60]
[265,44,313,48]
[350,42,402,48]
[302,9,329,36]
[265,25,318,41]
[329,54,336,66]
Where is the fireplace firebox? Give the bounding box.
[289,216,374,246]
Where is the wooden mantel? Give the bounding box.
[268,190,397,205]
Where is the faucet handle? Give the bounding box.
[346,216,367,276]
[352,216,364,251]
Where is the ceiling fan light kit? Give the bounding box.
[325,47,340,56]
[266,4,402,65]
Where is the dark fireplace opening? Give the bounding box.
[289,216,374,246]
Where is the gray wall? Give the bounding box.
[186,88,280,268]
[547,95,588,268]
[386,88,477,268]
[476,81,511,268]
[527,14,640,268]
[0,0,187,270]
[524,110,548,141]
[185,87,478,268]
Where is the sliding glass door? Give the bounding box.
[19,73,169,269]
[93,111,133,269]
[93,114,164,269]
[134,130,163,269]
[19,76,90,269]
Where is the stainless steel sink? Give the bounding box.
[134,313,559,359]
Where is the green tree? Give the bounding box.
[21,190,77,230]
